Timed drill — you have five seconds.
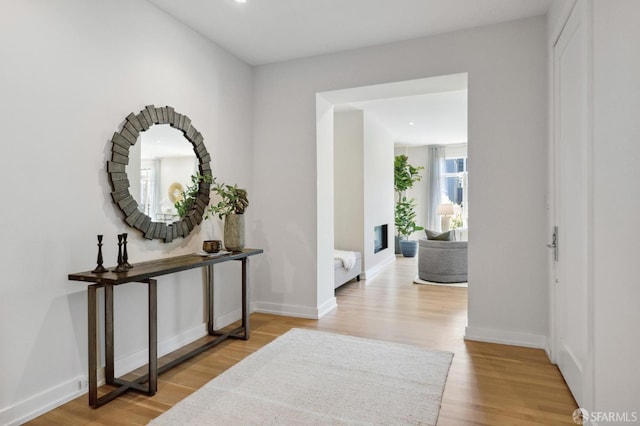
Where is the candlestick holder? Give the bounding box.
[112,234,129,273]
[122,233,133,269]
[91,235,108,274]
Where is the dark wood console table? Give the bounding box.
[68,248,263,408]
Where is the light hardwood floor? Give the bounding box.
[29,256,577,425]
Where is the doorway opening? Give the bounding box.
[316,72,469,312]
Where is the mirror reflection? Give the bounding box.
[128,124,197,224]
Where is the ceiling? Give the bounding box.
[147,0,554,66]
[343,90,468,146]
[327,74,468,146]
[147,0,552,146]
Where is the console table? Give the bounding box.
[68,248,263,408]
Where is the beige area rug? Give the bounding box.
[149,328,453,426]
[413,277,468,288]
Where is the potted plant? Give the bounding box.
[207,178,249,252]
[175,174,249,251]
[394,155,423,254]
[395,197,424,257]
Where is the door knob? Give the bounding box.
[548,226,558,261]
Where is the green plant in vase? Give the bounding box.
[394,155,423,197]
[207,178,249,252]
[175,173,249,251]
[394,155,423,255]
[395,197,424,257]
[207,179,249,219]
[395,197,424,238]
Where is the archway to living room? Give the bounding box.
[315,73,469,319]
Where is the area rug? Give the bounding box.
[413,277,468,288]
[149,328,453,425]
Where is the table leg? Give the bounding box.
[207,264,214,335]
[241,258,250,340]
[88,285,99,407]
[147,279,157,395]
[105,285,114,385]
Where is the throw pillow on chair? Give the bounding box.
[424,229,456,241]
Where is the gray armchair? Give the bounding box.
[418,238,468,283]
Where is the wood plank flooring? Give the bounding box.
[28,256,577,425]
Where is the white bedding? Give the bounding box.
[334,250,362,289]
[334,249,356,270]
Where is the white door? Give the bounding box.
[552,0,590,408]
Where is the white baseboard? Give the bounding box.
[116,310,252,377]
[214,308,242,330]
[115,323,208,377]
[0,314,260,425]
[0,375,88,426]
[254,299,336,320]
[362,255,395,280]
[544,345,554,363]
[464,325,547,349]
[317,297,338,318]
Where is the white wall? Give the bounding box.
[548,0,576,41]
[363,114,395,274]
[253,16,548,348]
[314,95,337,315]
[464,15,548,345]
[591,0,640,416]
[334,111,394,277]
[0,1,253,424]
[334,111,365,253]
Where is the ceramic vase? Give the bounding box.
[224,213,245,251]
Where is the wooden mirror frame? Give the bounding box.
[107,105,211,242]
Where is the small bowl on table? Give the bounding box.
[202,240,222,253]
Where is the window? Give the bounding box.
[443,158,466,205]
[442,156,468,227]
[139,159,160,219]
[140,167,155,216]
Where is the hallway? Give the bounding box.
[30,256,577,425]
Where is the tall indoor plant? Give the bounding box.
[395,197,424,257]
[394,155,423,255]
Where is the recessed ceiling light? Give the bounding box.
[408,122,415,126]
[234,0,247,3]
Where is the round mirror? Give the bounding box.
[130,124,198,224]
[107,105,211,242]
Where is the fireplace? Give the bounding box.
[374,224,388,253]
